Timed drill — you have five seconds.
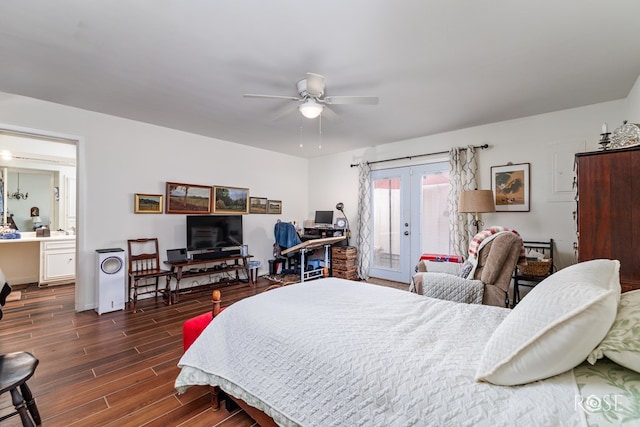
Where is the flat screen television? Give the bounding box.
[186,215,243,252]
[314,210,334,226]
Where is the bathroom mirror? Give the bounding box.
[0,132,76,233]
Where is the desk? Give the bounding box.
[281,236,346,282]
[165,254,252,303]
[301,226,347,243]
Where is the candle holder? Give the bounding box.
[599,132,611,150]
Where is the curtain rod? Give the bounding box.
[349,143,489,168]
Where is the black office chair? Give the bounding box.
[0,283,42,427]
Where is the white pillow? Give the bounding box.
[475,259,620,385]
[587,289,640,373]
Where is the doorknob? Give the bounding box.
[404,231,409,235]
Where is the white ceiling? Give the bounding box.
[1,1,640,158]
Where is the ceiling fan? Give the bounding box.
[243,72,379,120]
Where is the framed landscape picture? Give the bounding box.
[491,163,530,212]
[134,193,163,214]
[249,196,268,214]
[166,182,212,214]
[213,186,249,214]
[267,199,282,214]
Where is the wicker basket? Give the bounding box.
[517,259,552,277]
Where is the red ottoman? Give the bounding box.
[182,290,223,352]
[183,312,214,352]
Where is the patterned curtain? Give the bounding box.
[356,161,372,280]
[448,146,478,257]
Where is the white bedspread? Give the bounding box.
[176,278,585,427]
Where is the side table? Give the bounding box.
[512,239,554,307]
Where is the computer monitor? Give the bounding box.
[314,210,334,226]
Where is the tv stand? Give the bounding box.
[165,254,252,304]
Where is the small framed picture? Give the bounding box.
[249,197,268,214]
[135,194,164,214]
[490,163,530,212]
[267,200,282,214]
[166,182,212,214]
[213,186,250,214]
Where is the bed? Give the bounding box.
[175,260,640,426]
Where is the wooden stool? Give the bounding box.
[0,351,41,427]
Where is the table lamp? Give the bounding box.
[335,202,350,246]
[458,190,495,234]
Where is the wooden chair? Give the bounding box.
[127,238,173,313]
[0,282,42,427]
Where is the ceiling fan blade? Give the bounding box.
[243,94,301,101]
[272,104,299,121]
[305,73,325,97]
[324,96,379,105]
[321,105,343,122]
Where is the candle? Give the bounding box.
[602,123,608,134]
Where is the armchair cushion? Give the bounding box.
[422,273,484,304]
[417,260,463,275]
[411,261,463,294]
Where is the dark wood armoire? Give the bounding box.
[576,146,640,292]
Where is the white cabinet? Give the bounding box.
[40,239,76,285]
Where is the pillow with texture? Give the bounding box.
[587,289,640,373]
[475,259,620,385]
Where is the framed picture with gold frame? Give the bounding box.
[166,182,212,214]
[249,196,268,214]
[134,193,163,214]
[490,163,530,212]
[267,199,282,214]
[213,186,250,214]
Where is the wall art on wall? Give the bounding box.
[213,186,249,214]
[491,163,530,212]
[249,196,268,214]
[166,182,212,214]
[267,199,282,214]
[134,193,163,214]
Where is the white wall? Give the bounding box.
[309,99,629,271]
[0,92,309,311]
[625,74,640,123]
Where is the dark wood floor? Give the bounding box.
[0,277,408,427]
[0,280,273,427]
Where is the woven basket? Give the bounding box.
[517,259,552,277]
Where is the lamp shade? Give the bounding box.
[458,190,495,213]
[299,99,323,119]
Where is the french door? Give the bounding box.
[369,162,450,282]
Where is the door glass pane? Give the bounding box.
[419,172,450,255]
[372,177,401,270]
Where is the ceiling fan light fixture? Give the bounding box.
[299,100,323,119]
